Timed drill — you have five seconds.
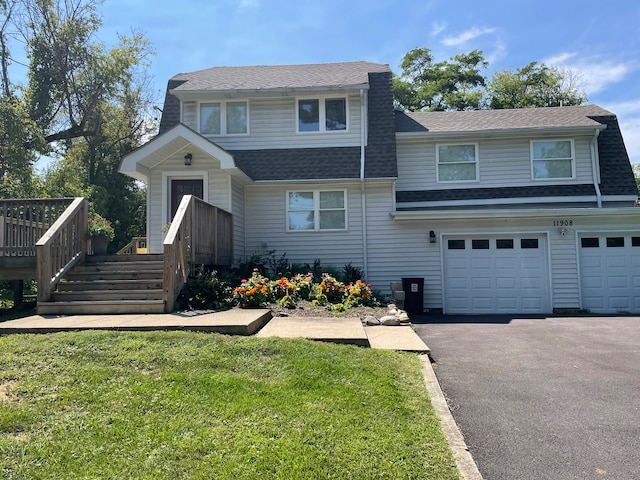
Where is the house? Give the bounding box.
[119,61,640,315]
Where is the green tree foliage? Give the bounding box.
[393,47,488,111]
[393,47,587,112]
[486,62,587,109]
[1,0,154,251]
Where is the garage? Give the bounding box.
[443,234,550,314]
[579,233,640,314]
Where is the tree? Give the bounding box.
[393,47,488,111]
[486,62,587,109]
[0,0,154,250]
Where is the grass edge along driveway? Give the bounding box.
[0,331,461,479]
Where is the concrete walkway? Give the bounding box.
[0,310,430,352]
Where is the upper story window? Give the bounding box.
[436,143,478,182]
[287,190,346,231]
[199,101,248,135]
[297,97,347,133]
[531,139,574,179]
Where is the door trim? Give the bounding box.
[161,170,208,228]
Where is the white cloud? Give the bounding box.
[431,21,446,37]
[441,27,496,47]
[544,52,632,96]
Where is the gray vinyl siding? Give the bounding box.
[396,134,595,191]
[231,177,245,262]
[182,94,363,151]
[365,184,443,308]
[243,183,365,268]
[549,234,580,309]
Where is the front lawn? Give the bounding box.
[0,331,461,479]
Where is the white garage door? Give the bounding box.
[444,234,550,314]
[579,233,640,314]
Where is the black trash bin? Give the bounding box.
[402,277,424,315]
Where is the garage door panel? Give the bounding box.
[580,233,640,314]
[444,234,549,314]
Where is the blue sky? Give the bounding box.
[87,0,640,165]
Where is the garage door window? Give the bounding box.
[496,239,514,249]
[448,239,465,249]
[472,239,489,249]
[606,237,625,247]
[521,238,539,249]
[633,237,640,247]
[581,237,599,248]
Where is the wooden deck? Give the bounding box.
[1,198,74,281]
[2,196,233,314]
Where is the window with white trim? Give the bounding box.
[297,97,347,133]
[287,190,346,231]
[199,101,248,135]
[437,143,478,182]
[531,139,574,179]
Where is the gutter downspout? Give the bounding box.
[591,129,602,208]
[359,88,369,278]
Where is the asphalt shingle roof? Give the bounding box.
[170,61,391,92]
[395,105,614,133]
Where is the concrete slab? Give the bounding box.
[364,325,430,353]
[0,309,272,336]
[256,316,369,346]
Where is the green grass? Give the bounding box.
[0,331,461,479]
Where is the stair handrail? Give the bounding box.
[35,197,89,303]
[163,195,193,312]
[116,236,147,255]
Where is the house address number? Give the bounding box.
[553,219,573,226]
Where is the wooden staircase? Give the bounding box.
[37,254,166,315]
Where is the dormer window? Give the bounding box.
[531,139,574,179]
[199,101,248,135]
[297,97,347,133]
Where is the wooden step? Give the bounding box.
[37,300,166,315]
[85,254,163,263]
[56,279,163,291]
[72,261,163,272]
[51,289,164,302]
[64,270,163,281]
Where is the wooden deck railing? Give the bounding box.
[116,237,148,255]
[0,198,75,257]
[163,195,233,312]
[35,197,89,303]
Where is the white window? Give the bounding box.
[200,101,248,135]
[437,144,478,182]
[531,139,574,179]
[297,97,347,133]
[287,190,346,231]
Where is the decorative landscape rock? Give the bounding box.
[361,303,412,327]
[364,316,381,326]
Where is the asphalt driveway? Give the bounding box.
[413,316,640,480]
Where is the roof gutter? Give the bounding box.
[591,129,603,208]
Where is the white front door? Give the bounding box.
[579,233,640,313]
[443,234,550,314]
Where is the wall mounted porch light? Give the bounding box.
[184,153,193,166]
[429,230,437,243]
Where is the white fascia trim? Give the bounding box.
[121,124,236,171]
[396,125,606,141]
[390,206,640,221]
[397,195,598,209]
[171,85,369,101]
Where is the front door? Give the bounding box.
[170,179,203,219]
